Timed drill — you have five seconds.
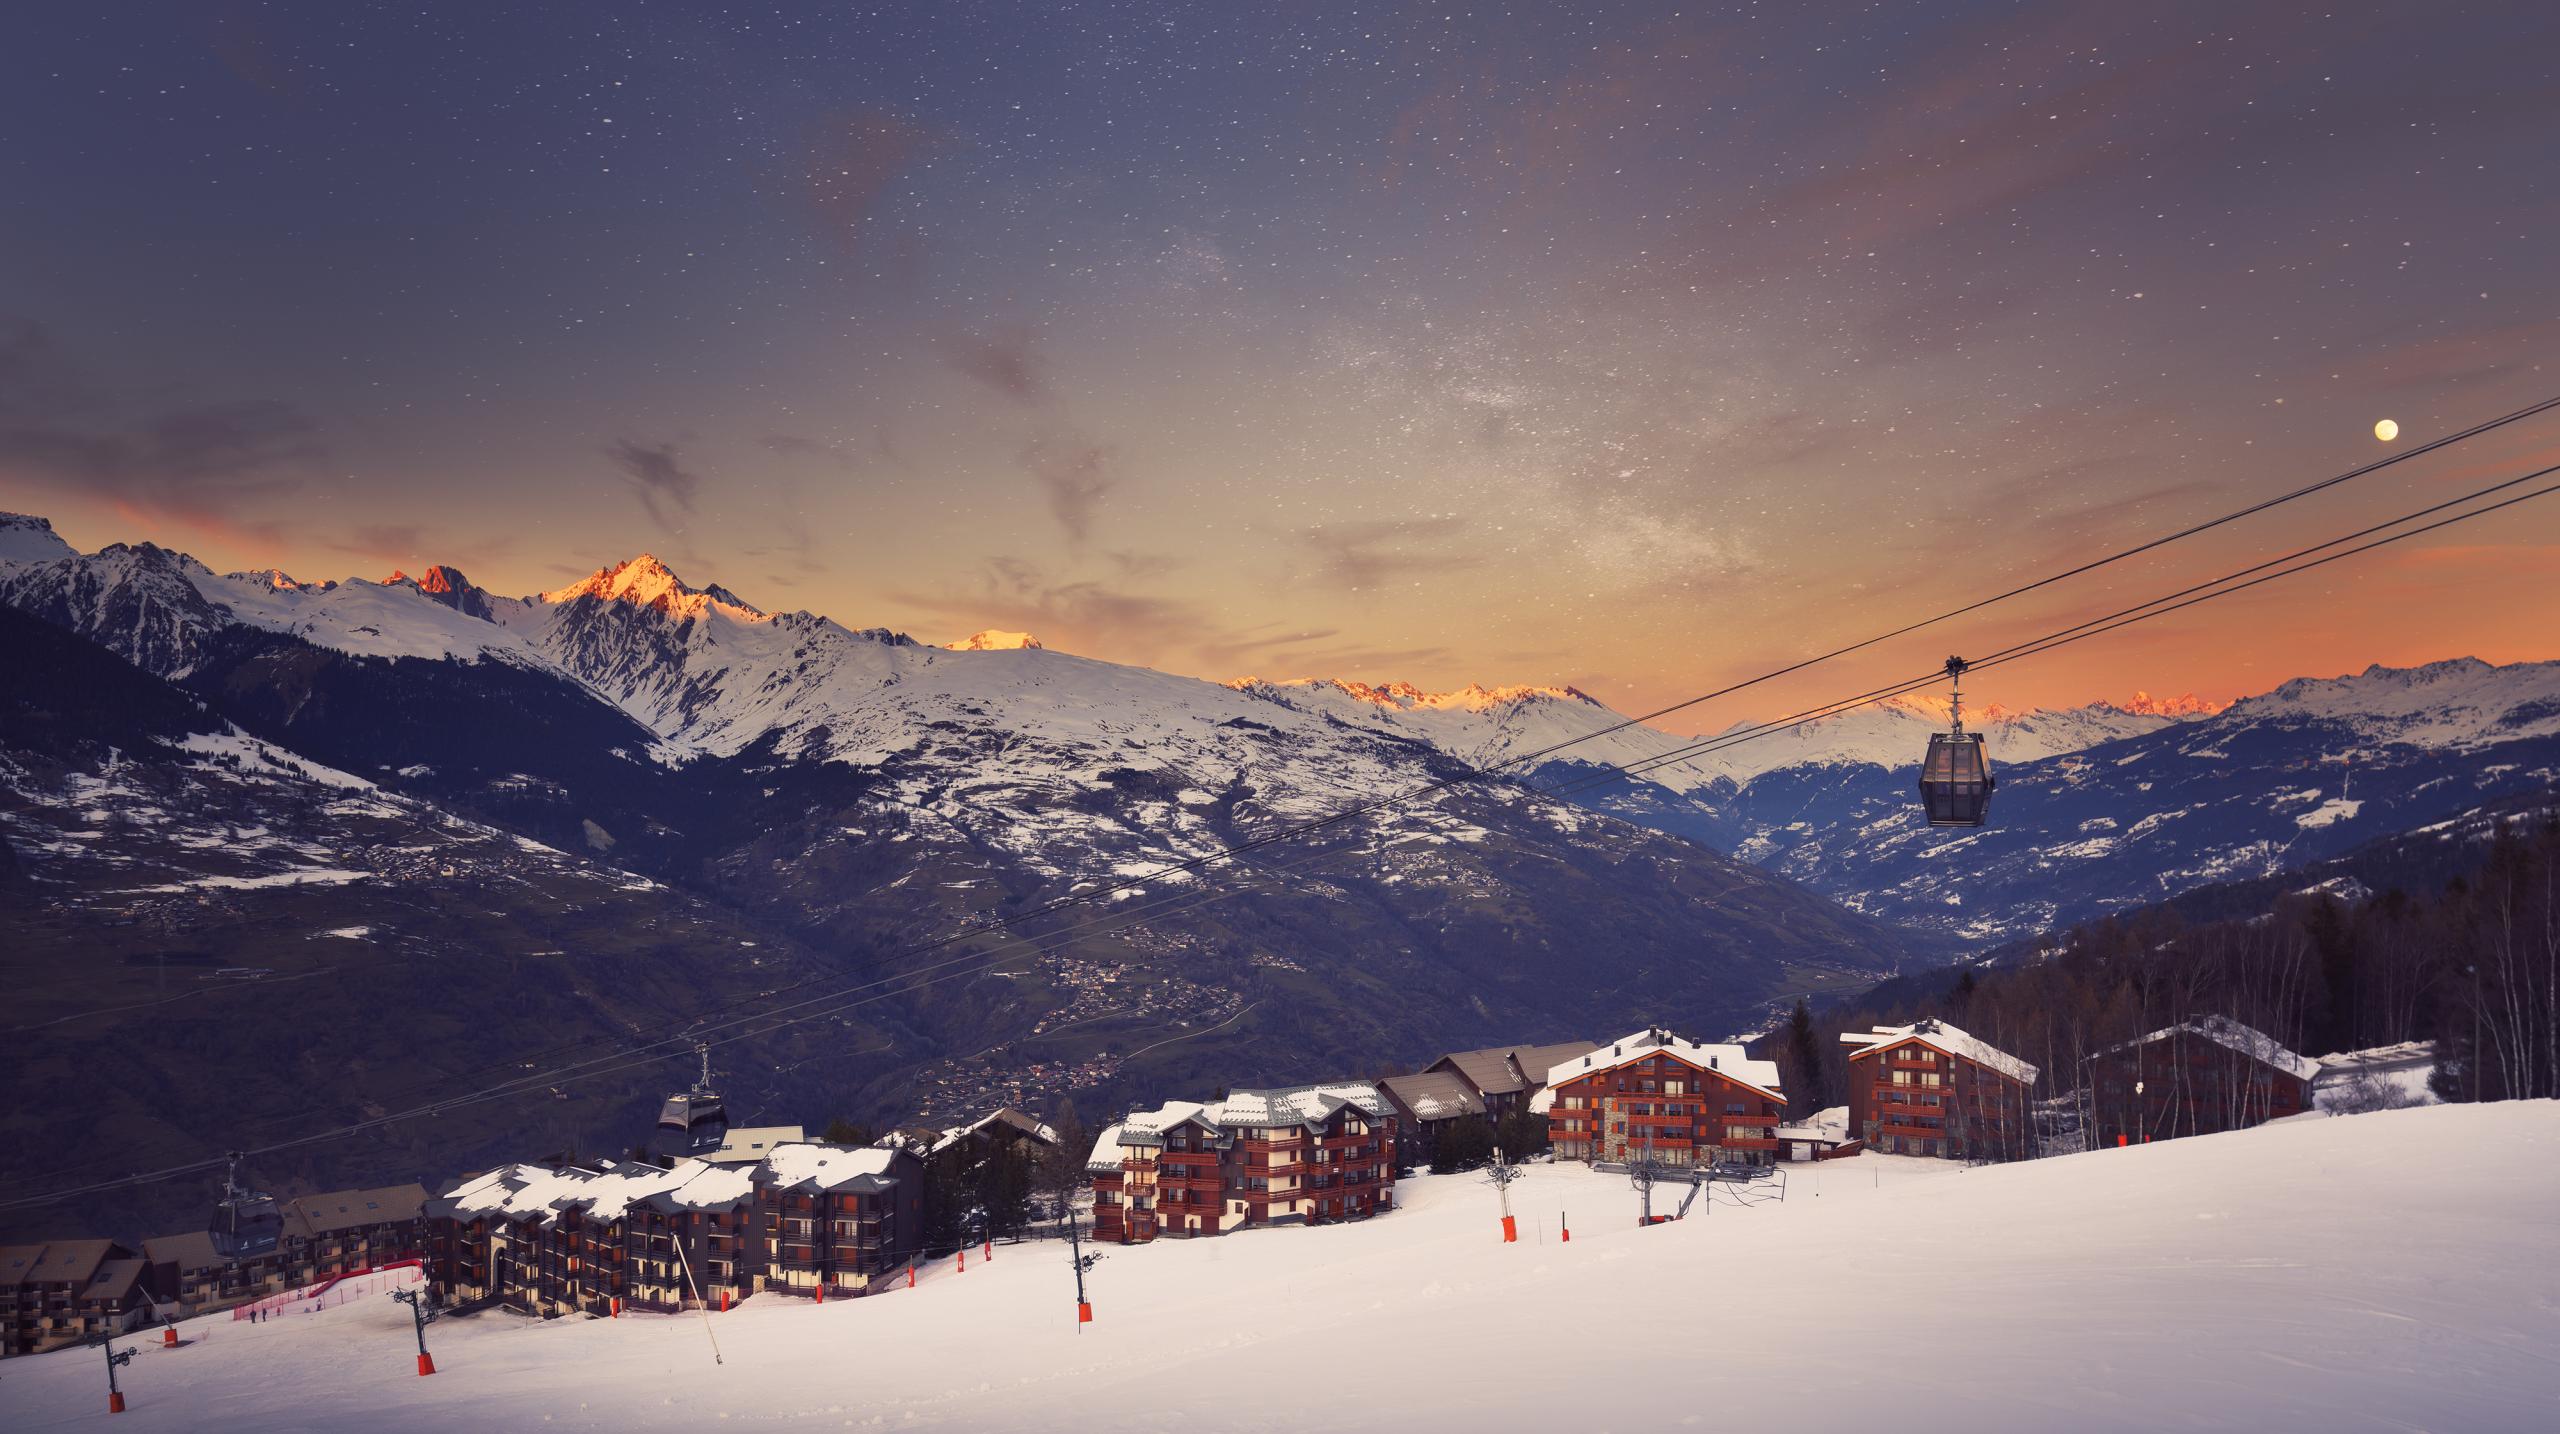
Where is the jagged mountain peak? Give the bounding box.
[946,629,1043,651]
[228,568,338,595]
[539,554,767,623]
[0,512,77,569]
[1226,675,1601,713]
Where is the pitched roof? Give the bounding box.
[1085,1123,1131,1174]
[898,1106,1060,1156]
[754,1142,909,1195]
[283,1183,429,1238]
[2313,1040,2437,1081]
[428,1158,752,1225]
[1530,1028,1785,1111]
[1841,1019,2040,1085]
[0,1238,121,1289]
[142,1230,223,1274]
[1206,1082,1394,1130]
[1380,1070,1487,1124]
[82,1258,149,1304]
[2099,1016,2321,1081]
[703,1125,806,1164]
[1095,1082,1394,1165]
[1429,1041,1599,1098]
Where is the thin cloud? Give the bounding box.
[1291,516,1476,591]
[1018,433,1114,542]
[604,438,702,529]
[946,326,1050,406]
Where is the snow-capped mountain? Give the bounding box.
[946,629,1042,651]
[1746,657,2560,942]
[0,511,76,567]
[1221,673,2226,853]
[0,516,1915,1219]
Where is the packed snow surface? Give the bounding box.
[8,1101,2549,1432]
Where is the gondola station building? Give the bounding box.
[1088,1083,1398,1242]
[1841,1019,2041,1160]
[1532,1027,1788,1167]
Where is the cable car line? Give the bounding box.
[1529,460,2560,803]
[10,420,2559,1212]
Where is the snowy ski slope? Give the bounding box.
[4,1100,2551,1432]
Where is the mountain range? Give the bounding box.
[0,512,1908,1239]
[2,509,2552,1237]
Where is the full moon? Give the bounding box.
[2375,418,2400,442]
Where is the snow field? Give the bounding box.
[5,1101,2554,1432]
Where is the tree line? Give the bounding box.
[1765,815,2560,1132]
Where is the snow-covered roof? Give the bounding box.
[1086,1124,1130,1174]
[430,1158,752,1225]
[1532,1028,1784,1111]
[2101,1017,2321,1081]
[1093,1083,1394,1167]
[1206,1081,1394,1131]
[912,1106,1060,1156]
[1841,1019,2040,1085]
[2313,1040,2437,1080]
[1381,1070,1487,1123]
[756,1143,906,1194]
[1111,1100,1215,1150]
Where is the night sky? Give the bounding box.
[4,1,2555,727]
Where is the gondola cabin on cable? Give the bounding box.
[646,1043,730,1160]
[1916,656,1995,827]
[209,1151,283,1261]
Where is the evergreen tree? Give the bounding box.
[1433,1114,1496,1173]
[821,1117,875,1146]
[1785,999,1832,1116]
[918,1145,973,1253]
[975,1139,1036,1240]
[1493,1106,1550,1158]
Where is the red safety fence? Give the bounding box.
[232,1259,425,1321]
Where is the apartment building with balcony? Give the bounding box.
[1089,1082,1398,1244]
[751,1142,924,1299]
[0,1239,154,1357]
[2089,1016,2318,1147]
[424,1158,758,1318]
[1842,1019,2041,1160]
[1532,1027,1787,1168]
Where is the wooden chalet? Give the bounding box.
[1422,1040,1598,1121]
[1532,1027,1787,1168]
[2089,1017,2318,1146]
[1841,1019,2041,1161]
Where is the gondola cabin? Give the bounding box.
[209,1154,283,1261]
[1918,731,1994,826]
[646,1043,730,1160]
[1915,656,1996,827]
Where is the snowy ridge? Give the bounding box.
[946,629,1043,651]
[2222,656,2560,748]
[1228,676,1721,792]
[0,512,78,568]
